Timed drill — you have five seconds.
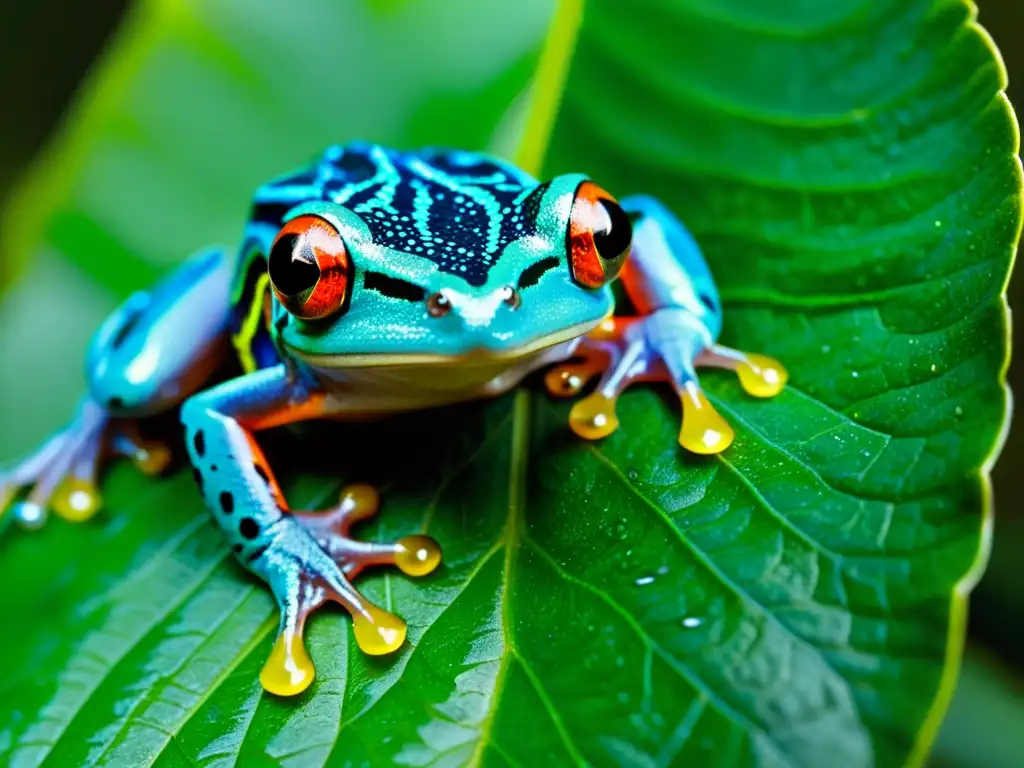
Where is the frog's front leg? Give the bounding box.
[1,249,232,528]
[181,365,441,697]
[547,195,787,454]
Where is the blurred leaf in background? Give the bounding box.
[0,0,1020,767]
[0,0,549,458]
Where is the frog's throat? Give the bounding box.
[286,318,603,369]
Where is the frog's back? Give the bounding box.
[250,142,543,287]
[231,143,546,374]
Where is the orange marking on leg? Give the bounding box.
[244,392,329,431]
[243,432,288,509]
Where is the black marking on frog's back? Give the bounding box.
[255,143,548,287]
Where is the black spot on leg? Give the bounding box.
[108,396,125,411]
[233,544,244,554]
[210,464,218,472]
[193,430,206,457]
[239,517,260,539]
[191,467,204,493]
[219,491,234,514]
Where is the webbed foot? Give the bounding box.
[546,311,787,454]
[256,484,441,697]
[0,399,170,528]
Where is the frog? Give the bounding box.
[0,142,786,697]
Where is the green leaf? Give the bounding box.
[0,0,549,295]
[0,2,1019,768]
[539,0,1020,762]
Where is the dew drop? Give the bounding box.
[635,575,655,586]
[682,617,704,629]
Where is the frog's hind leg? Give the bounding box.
[1,248,233,529]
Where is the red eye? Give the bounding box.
[567,181,632,289]
[268,214,351,320]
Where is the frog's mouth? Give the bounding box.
[286,318,602,369]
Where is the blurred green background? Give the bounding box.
[0,1,1020,765]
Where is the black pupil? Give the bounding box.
[269,233,320,295]
[593,199,632,261]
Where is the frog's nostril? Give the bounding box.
[426,292,451,318]
[501,286,521,311]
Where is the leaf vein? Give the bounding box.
[521,533,797,768]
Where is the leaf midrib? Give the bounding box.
[469,389,589,767]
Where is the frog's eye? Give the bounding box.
[268,214,351,320]
[567,181,632,289]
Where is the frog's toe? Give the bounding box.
[569,392,621,440]
[545,361,603,398]
[111,421,171,476]
[292,483,380,537]
[51,477,104,523]
[696,344,788,399]
[257,524,417,697]
[675,380,734,455]
[556,321,657,442]
[1,431,69,528]
[293,484,442,580]
[335,534,444,579]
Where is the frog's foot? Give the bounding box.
[545,310,787,454]
[257,484,441,697]
[0,399,170,528]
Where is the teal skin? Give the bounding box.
[0,143,786,696]
[275,174,605,362]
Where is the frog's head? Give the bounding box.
[266,172,632,368]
